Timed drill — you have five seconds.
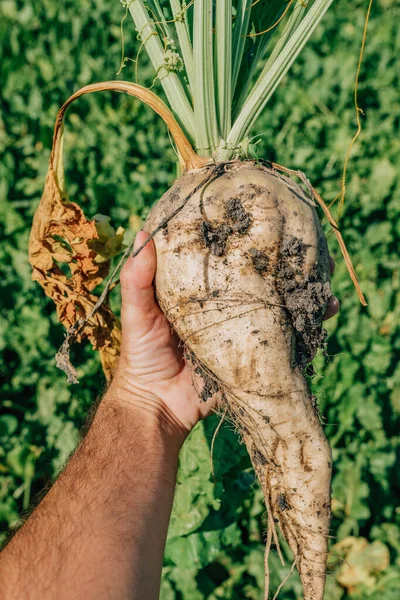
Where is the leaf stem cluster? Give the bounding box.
[123,1,335,158]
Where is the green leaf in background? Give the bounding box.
[0,416,18,439]
[1,0,400,597]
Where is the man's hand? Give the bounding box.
[112,231,339,436]
[112,230,213,437]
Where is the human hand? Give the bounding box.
[111,231,214,441]
[111,231,339,440]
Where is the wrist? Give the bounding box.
[104,376,187,454]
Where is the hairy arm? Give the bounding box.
[0,389,186,600]
[0,231,205,600]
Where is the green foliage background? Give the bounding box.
[0,0,399,597]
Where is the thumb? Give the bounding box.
[120,231,157,327]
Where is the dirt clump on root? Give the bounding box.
[252,445,268,467]
[249,248,270,275]
[277,235,331,368]
[225,198,252,234]
[193,363,221,402]
[277,493,292,512]
[201,222,231,256]
[202,197,251,256]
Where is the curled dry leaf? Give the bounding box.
[29,157,121,383]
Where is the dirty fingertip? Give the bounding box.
[323,295,340,320]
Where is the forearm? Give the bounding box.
[0,388,185,600]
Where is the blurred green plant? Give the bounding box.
[0,0,399,598]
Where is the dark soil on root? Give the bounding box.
[276,235,331,367]
[252,446,268,466]
[226,198,251,234]
[184,350,221,402]
[249,248,270,275]
[193,364,220,402]
[277,493,292,512]
[201,197,251,256]
[201,222,231,256]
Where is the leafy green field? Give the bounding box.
[1,0,399,598]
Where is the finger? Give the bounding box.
[323,295,340,321]
[120,231,158,324]
[329,256,335,275]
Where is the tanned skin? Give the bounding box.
[0,231,338,600]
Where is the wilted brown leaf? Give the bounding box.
[29,147,121,382]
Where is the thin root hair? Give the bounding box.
[271,559,297,600]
